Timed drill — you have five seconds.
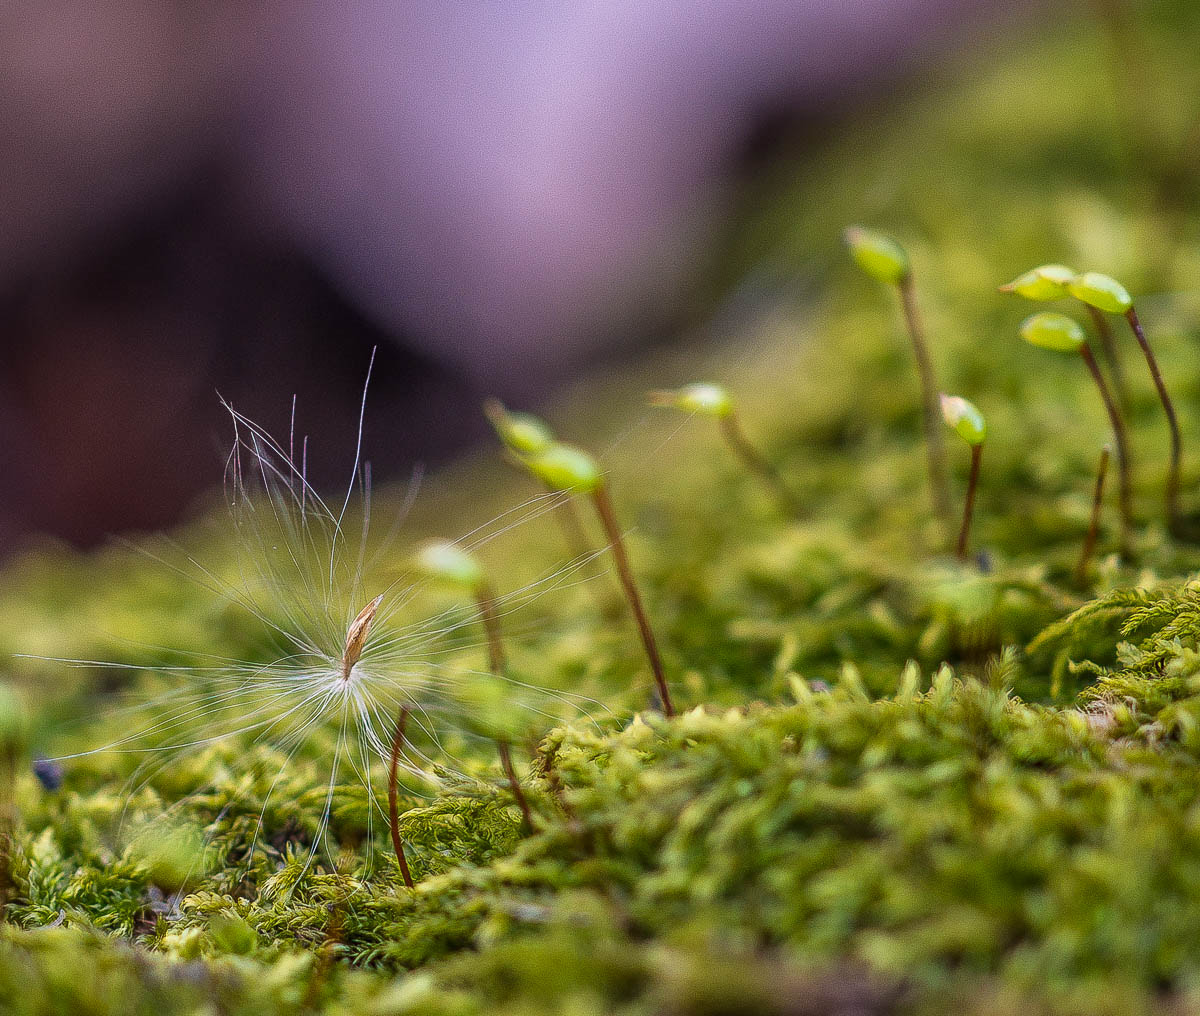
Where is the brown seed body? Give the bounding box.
[341,594,383,681]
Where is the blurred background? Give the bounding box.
[2,0,1066,547]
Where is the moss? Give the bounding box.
[5,3,1200,1014]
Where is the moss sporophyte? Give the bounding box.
[1018,311,1133,557]
[483,399,613,606]
[845,226,952,532]
[484,405,675,717]
[1068,272,1185,537]
[649,383,803,517]
[1002,263,1132,418]
[1004,265,1185,539]
[939,395,986,562]
[521,442,675,717]
[413,539,535,832]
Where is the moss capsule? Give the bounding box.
[483,399,555,456]
[1068,272,1133,314]
[844,226,910,284]
[999,264,1076,301]
[649,383,734,418]
[939,395,986,560]
[939,394,987,447]
[1019,312,1087,353]
[414,539,486,591]
[525,444,604,494]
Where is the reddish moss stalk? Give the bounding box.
[550,498,620,612]
[301,906,345,1013]
[1084,304,1132,419]
[1079,343,1133,557]
[898,276,952,529]
[473,586,536,831]
[956,444,983,561]
[1125,308,1184,536]
[387,706,415,889]
[474,582,506,676]
[535,740,576,820]
[590,484,675,717]
[1076,445,1111,585]
[497,740,535,832]
[717,412,803,517]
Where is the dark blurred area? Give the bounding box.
[1,0,1031,547]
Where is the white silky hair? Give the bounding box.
[31,353,610,872]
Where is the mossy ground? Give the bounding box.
[5,4,1200,1013]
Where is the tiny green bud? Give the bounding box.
[482,398,555,456]
[414,540,484,590]
[1019,312,1086,353]
[524,443,603,494]
[1067,271,1133,314]
[648,383,734,418]
[939,394,987,446]
[999,263,1075,301]
[843,226,910,285]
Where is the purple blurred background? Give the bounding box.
[1,0,1022,546]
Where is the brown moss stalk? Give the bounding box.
[471,583,537,831]
[1084,304,1132,419]
[473,582,506,676]
[1125,308,1184,536]
[590,484,675,717]
[898,276,952,528]
[717,411,803,517]
[387,706,415,889]
[1076,445,1111,585]
[1079,344,1133,557]
[956,444,983,561]
[497,740,535,832]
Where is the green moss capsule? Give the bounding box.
[843,226,910,285]
[999,264,1076,301]
[414,540,485,591]
[939,394,987,447]
[1068,271,1133,314]
[483,399,555,456]
[648,383,734,418]
[1019,312,1086,353]
[1018,312,1132,556]
[525,443,604,494]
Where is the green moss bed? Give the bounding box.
[6,6,1200,1013]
